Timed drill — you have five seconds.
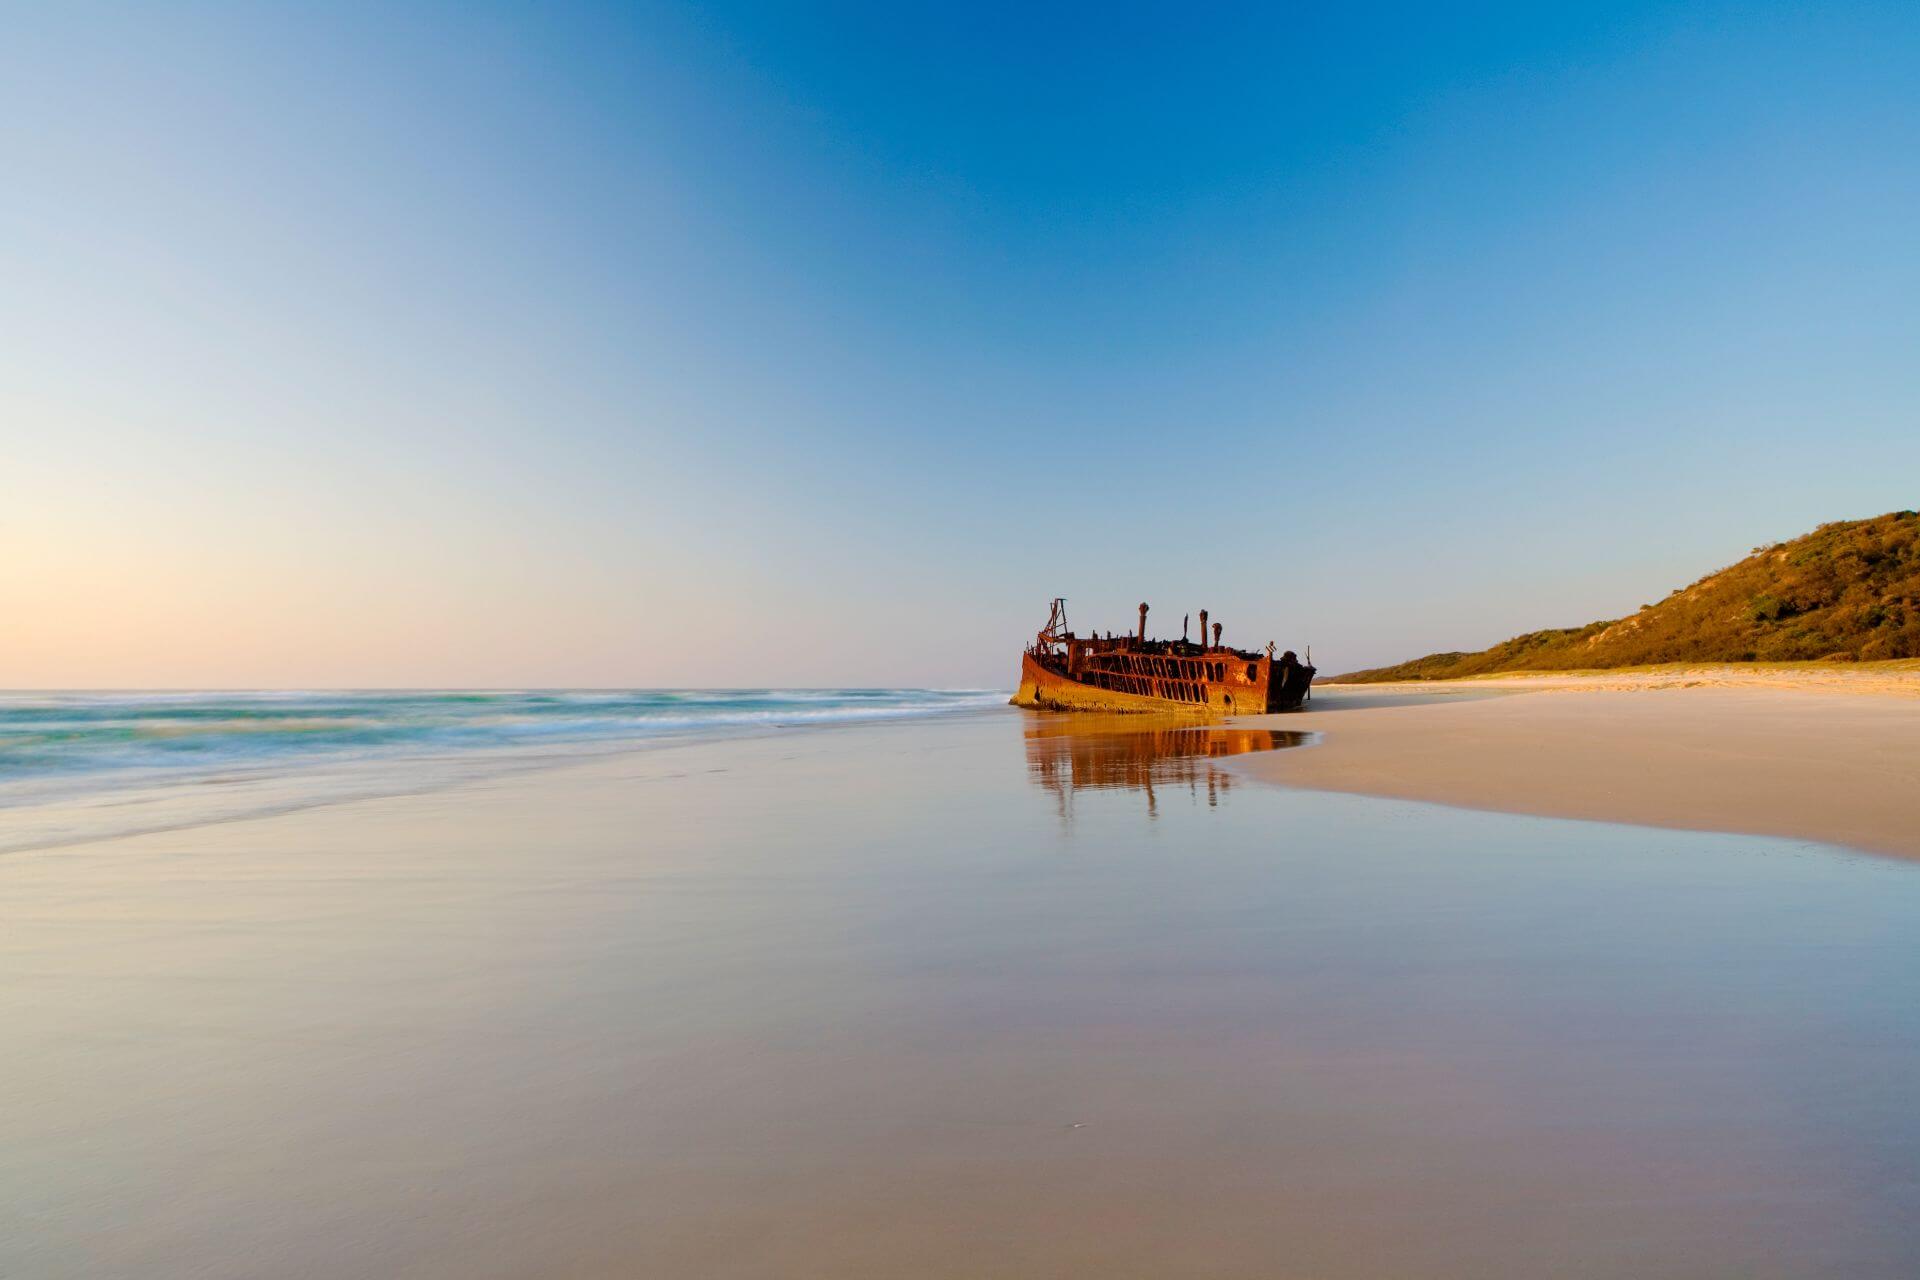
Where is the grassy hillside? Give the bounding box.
[1334,510,1920,682]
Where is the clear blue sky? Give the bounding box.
[4,2,1917,686]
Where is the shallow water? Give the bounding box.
[0,688,1004,853]
[3,708,1918,1277]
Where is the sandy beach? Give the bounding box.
[8,708,1920,1278]
[1237,667,1920,860]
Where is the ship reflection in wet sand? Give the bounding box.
[1023,714,1310,818]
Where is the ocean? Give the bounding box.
[0,688,1006,853]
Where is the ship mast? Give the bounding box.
[1033,597,1070,658]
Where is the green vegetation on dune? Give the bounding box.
[1334,510,1920,682]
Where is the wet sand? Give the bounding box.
[1236,672,1920,860]
[6,712,1920,1277]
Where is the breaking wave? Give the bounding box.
[0,689,1008,852]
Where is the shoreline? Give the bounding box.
[0,694,1013,859]
[1324,660,1920,695]
[8,699,1920,1275]
[1234,670,1920,860]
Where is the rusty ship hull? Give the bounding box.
[1010,599,1314,716]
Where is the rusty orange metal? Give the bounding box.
[1010,599,1315,715]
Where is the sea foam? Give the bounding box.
[0,688,1007,852]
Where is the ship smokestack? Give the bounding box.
[1138,602,1149,642]
[1198,610,1209,651]
[1212,621,1223,647]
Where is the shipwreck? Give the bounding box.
[1011,599,1315,715]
